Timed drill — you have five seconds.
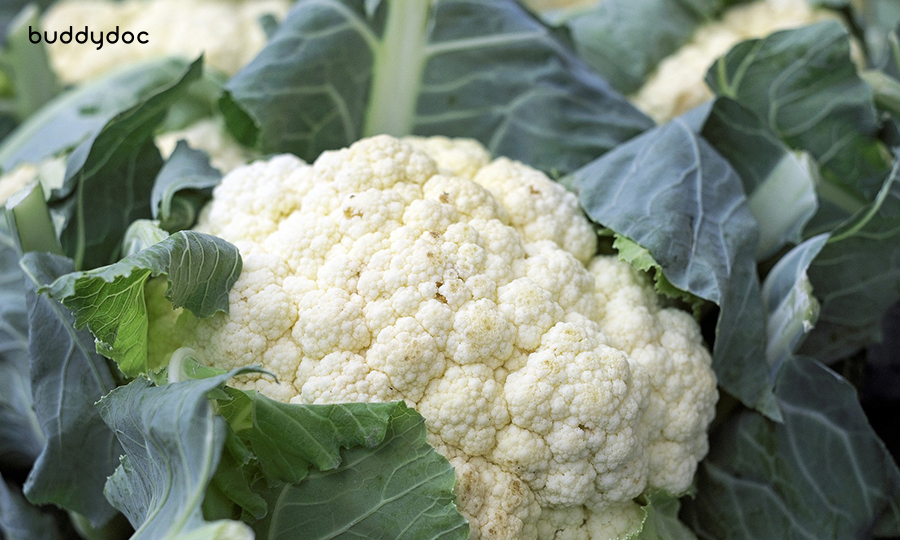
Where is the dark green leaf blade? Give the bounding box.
[0,209,42,472]
[684,98,818,259]
[0,57,196,172]
[42,230,242,376]
[706,21,892,231]
[0,475,68,540]
[97,374,253,540]
[800,158,900,361]
[252,402,468,540]
[53,57,203,270]
[151,140,222,230]
[684,357,900,539]
[220,390,396,484]
[18,252,121,528]
[223,0,651,175]
[572,119,776,417]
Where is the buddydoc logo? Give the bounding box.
[29,26,148,50]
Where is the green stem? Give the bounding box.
[5,182,62,255]
[362,0,432,137]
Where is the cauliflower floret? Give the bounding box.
[42,0,291,84]
[631,0,842,122]
[152,135,718,539]
[0,163,39,206]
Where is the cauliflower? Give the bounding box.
[42,0,291,84]
[631,0,841,122]
[152,135,718,539]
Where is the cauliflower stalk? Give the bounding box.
[150,135,717,539]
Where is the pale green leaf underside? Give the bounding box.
[42,230,242,376]
[97,374,252,540]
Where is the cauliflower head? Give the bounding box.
[153,135,717,539]
[631,0,841,122]
[42,0,291,83]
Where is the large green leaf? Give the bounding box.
[222,0,651,175]
[0,475,68,540]
[248,401,469,540]
[705,21,892,232]
[220,390,400,484]
[0,57,196,172]
[41,229,241,376]
[0,209,41,472]
[683,98,818,260]
[18,253,121,528]
[683,357,900,539]
[571,119,777,418]
[97,375,253,540]
[564,0,732,94]
[51,58,203,270]
[798,157,900,361]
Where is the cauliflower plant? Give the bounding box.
[151,135,718,539]
[42,0,291,84]
[631,0,841,122]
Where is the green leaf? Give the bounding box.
[52,57,203,270]
[4,181,61,256]
[684,98,818,259]
[631,492,698,540]
[706,21,892,232]
[219,390,398,484]
[800,158,900,361]
[612,234,707,316]
[202,426,266,522]
[683,357,900,539]
[250,401,469,540]
[571,119,777,418]
[222,0,651,175]
[0,57,197,172]
[0,209,42,472]
[41,230,242,376]
[760,234,828,372]
[0,475,68,540]
[564,0,731,94]
[18,252,121,528]
[97,374,253,540]
[151,140,222,232]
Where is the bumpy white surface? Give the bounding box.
[42,0,291,83]
[157,135,718,539]
[631,0,840,123]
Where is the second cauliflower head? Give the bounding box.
[151,135,717,539]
